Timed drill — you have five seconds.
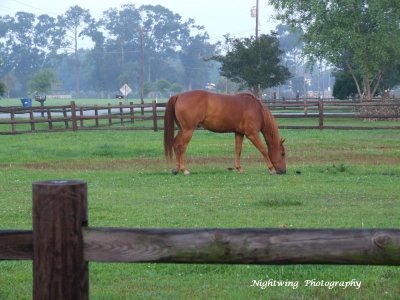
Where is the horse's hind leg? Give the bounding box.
[173,129,194,175]
[172,130,183,174]
[235,133,244,173]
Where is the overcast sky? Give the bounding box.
[1,0,278,42]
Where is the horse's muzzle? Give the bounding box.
[276,169,286,175]
[269,168,286,175]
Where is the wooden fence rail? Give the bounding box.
[0,180,400,299]
[1,98,399,134]
[0,101,161,134]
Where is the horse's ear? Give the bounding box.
[281,138,286,145]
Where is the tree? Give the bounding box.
[155,78,171,97]
[333,71,359,100]
[0,12,44,95]
[0,5,218,97]
[28,69,56,95]
[0,58,4,97]
[270,0,400,101]
[180,33,218,90]
[58,6,94,97]
[169,82,183,94]
[211,34,291,96]
[275,24,304,76]
[0,82,6,97]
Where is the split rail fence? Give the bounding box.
[0,98,399,134]
[0,180,399,299]
[0,101,160,135]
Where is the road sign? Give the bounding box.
[120,84,132,97]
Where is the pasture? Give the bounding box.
[0,127,399,299]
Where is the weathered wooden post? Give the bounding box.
[318,98,324,130]
[119,101,124,126]
[303,98,308,116]
[108,103,113,126]
[29,110,35,132]
[79,107,84,129]
[94,105,99,128]
[47,109,53,130]
[10,109,16,134]
[152,100,158,132]
[32,180,88,300]
[70,101,78,131]
[63,107,69,129]
[130,102,135,124]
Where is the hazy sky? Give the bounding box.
[1,0,278,42]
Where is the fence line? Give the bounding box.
[1,99,399,134]
[0,180,399,299]
[0,101,161,134]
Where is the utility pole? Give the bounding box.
[255,0,259,40]
[139,27,145,113]
[251,0,260,40]
[251,0,261,96]
[138,27,149,115]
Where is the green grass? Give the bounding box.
[0,129,400,299]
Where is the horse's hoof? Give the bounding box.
[269,169,277,175]
[236,167,244,174]
[183,170,191,176]
[172,168,179,175]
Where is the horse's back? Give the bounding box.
[174,90,263,133]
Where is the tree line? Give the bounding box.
[270,0,400,101]
[2,1,400,101]
[0,4,219,98]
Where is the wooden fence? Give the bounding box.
[0,98,399,134]
[0,101,160,135]
[1,180,399,299]
[266,98,400,130]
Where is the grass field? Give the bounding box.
[0,127,400,299]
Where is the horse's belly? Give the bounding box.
[201,117,239,133]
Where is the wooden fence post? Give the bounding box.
[29,110,35,132]
[80,107,84,129]
[318,98,324,130]
[10,109,16,134]
[71,101,78,131]
[47,109,53,130]
[32,180,88,300]
[130,102,135,124]
[152,100,158,132]
[304,99,308,116]
[63,107,69,129]
[108,104,112,126]
[94,105,99,128]
[119,102,124,126]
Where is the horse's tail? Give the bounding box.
[164,95,178,161]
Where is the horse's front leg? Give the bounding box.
[246,133,276,175]
[235,133,244,173]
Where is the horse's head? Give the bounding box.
[269,138,286,174]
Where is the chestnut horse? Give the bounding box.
[164,90,286,175]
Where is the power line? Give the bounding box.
[7,0,60,17]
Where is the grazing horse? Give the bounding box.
[164,90,286,175]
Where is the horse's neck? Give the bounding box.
[261,105,280,148]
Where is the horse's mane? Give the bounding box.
[237,92,278,131]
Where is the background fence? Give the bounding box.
[0,98,399,134]
[0,180,399,299]
[0,101,160,134]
